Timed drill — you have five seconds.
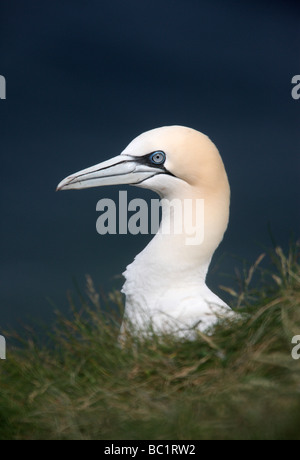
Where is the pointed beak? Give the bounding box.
[56,154,158,191]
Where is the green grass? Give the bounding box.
[1,243,300,440]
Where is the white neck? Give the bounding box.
[123,175,230,300]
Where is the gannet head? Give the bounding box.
[57,126,229,201]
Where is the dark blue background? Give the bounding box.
[0,0,299,331]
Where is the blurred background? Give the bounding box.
[0,0,299,332]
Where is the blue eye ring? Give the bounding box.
[149,151,166,165]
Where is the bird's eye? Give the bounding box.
[149,151,166,165]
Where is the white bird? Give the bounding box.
[57,126,234,338]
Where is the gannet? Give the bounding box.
[57,126,233,337]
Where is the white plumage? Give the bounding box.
[57,126,234,337]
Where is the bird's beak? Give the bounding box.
[56,154,158,191]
